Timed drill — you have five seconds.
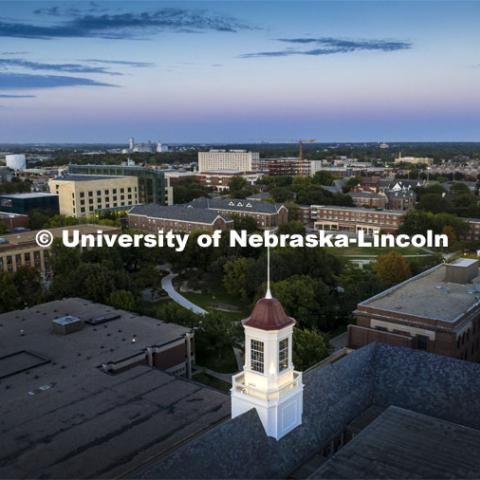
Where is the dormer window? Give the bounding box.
[251,339,264,373]
[279,338,289,371]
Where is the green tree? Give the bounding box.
[0,273,20,312]
[418,193,448,213]
[293,328,329,370]
[338,264,384,314]
[312,171,334,186]
[223,257,256,300]
[232,215,258,233]
[373,251,411,287]
[28,208,56,229]
[228,176,249,197]
[277,221,306,235]
[271,275,330,329]
[107,289,136,311]
[47,239,81,276]
[0,220,7,234]
[155,301,198,328]
[14,266,42,307]
[399,210,435,235]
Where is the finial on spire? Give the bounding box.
[265,245,272,299]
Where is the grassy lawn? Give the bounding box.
[192,372,231,393]
[327,245,433,258]
[175,282,251,321]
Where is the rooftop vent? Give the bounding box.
[52,315,83,335]
[445,259,479,284]
[86,313,121,326]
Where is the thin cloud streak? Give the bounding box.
[80,59,154,67]
[0,9,251,40]
[240,37,411,58]
[0,72,117,90]
[0,93,36,98]
[0,58,123,75]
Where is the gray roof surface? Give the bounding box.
[54,174,124,181]
[129,204,231,224]
[0,298,229,479]
[312,406,480,479]
[311,205,404,215]
[0,192,57,199]
[188,196,283,214]
[360,263,480,323]
[348,191,384,198]
[137,343,480,479]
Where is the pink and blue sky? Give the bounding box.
[0,1,479,143]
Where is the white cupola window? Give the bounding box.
[250,339,264,373]
[278,338,289,372]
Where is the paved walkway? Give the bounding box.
[161,272,207,315]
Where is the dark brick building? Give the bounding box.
[350,258,480,361]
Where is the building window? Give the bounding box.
[250,339,264,373]
[279,338,289,371]
[416,335,428,350]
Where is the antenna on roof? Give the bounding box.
[265,245,272,299]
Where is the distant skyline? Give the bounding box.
[0,1,479,143]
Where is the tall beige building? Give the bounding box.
[0,224,120,275]
[394,155,433,166]
[49,174,139,218]
[198,149,260,173]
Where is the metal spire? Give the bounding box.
[265,245,272,299]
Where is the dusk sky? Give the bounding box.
[0,1,479,143]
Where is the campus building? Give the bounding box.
[0,211,29,231]
[311,205,404,234]
[49,174,139,218]
[0,192,59,214]
[69,164,173,205]
[0,224,119,275]
[394,155,434,166]
[136,342,480,479]
[385,187,416,210]
[256,157,309,176]
[348,191,387,209]
[0,298,230,479]
[188,197,288,229]
[463,218,480,243]
[350,258,480,362]
[128,204,233,233]
[198,149,260,173]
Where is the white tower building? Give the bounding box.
[6,154,26,171]
[231,260,304,440]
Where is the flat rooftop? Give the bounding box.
[0,224,119,249]
[312,205,404,215]
[312,406,480,479]
[360,263,480,323]
[54,174,130,182]
[0,192,58,199]
[0,298,229,478]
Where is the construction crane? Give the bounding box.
[298,138,316,176]
[298,138,316,160]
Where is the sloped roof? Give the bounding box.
[136,343,480,479]
[242,297,295,331]
[129,204,231,224]
[312,406,480,479]
[188,197,283,214]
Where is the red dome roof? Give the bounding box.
[242,297,295,331]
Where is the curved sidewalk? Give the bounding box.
[161,272,207,315]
